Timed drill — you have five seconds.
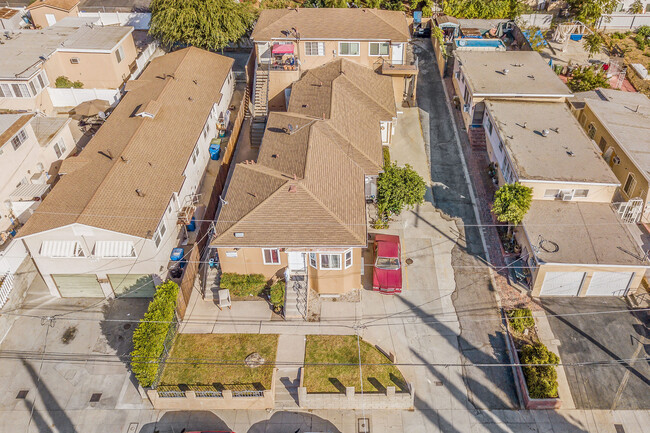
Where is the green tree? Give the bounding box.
[443,0,525,19]
[566,0,618,26]
[149,0,257,51]
[519,343,560,399]
[491,183,533,234]
[629,0,644,14]
[260,0,303,8]
[567,66,610,92]
[583,32,604,58]
[376,162,427,221]
[130,280,179,387]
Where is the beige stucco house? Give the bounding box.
[570,88,650,223]
[210,59,396,298]
[250,8,416,112]
[27,0,79,28]
[0,17,136,113]
[452,51,573,130]
[17,48,236,298]
[0,113,74,236]
[482,99,648,296]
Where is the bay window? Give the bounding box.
[320,253,342,270]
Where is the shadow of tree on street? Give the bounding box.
[139,411,230,433]
[248,412,341,433]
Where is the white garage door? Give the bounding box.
[586,272,634,297]
[53,274,104,298]
[539,272,585,296]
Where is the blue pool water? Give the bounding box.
[455,39,506,49]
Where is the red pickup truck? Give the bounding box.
[372,234,402,294]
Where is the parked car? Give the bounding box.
[414,26,431,38]
[372,234,402,294]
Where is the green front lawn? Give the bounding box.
[160,333,278,390]
[303,335,407,393]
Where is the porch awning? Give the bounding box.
[93,241,136,258]
[40,240,78,258]
[272,44,294,54]
[9,183,50,201]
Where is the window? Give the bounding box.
[11,129,27,150]
[54,139,66,158]
[38,72,47,88]
[305,42,324,56]
[320,253,342,270]
[11,84,29,98]
[93,241,136,258]
[40,241,85,257]
[339,42,360,56]
[192,145,199,164]
[485,118,493,135]
[544,189,560,198]
[309,253,317,268]
[29,81,37,96]
[153,220,166,248]
[115,45,125,63]
[498,140,504,153]
[573,189,589,198]
[587,123,596,139]
[624,173,637,196]
[598,137,607,151]
[369,42,390,56]
[344,250,353,269]
[578,111,586,125]
[263,248,281,265]
[0,83,11,97]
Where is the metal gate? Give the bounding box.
[615,198,643,223]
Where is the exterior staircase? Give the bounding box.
[284,271,308,320]
[250,66,269,148]
[468,125,487,151]
[203,264,220,301]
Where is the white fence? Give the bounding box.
[0,272,13,309]
[47,87,120,108]
[517,13,553,30]
[0,239,27,308]
[131,40,159,80]
[597,13,650,30]
[78,12,151,30]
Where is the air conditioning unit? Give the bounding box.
[463,104,471,113]
[561,192,573,201]
[612,156,621,165]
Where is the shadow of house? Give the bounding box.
[139,411,231,433]
[22,359,77,433]
[247,412,341,433]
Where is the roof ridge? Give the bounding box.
[78,49,194,228]
[318,122,380,173]
[368,9,409,41]
[334,64,394,118]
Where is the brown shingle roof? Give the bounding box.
[212,58,395,248]
[251,8,410,42]
[27,0,79,11]
[0,114,33,146]
[19,47,233,239]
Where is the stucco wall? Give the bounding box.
[46,33,137,89]
[217,247,288,281]
[308,248,362,294]
[267,69,299,112]
[147,388,274,410]
[30,5,79,29]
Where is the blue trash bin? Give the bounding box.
[170,248,184,261]
[186,216,196,232]
[209,142,221,160]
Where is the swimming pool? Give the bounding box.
[455,39,506,50]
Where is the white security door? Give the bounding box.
[45,14,57,26]
[287,252,306,271]
[539,272,585,296]
[586,272,634,296]
[53,274,104,298]
[391,43,404,65]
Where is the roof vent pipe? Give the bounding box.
[502,68,509,75]
[542,129,550,137]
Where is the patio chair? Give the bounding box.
[217,289,231,310]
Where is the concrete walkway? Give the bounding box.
[274,334,305,410]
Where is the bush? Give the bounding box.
[637,25,650,38]
[611,32,626,40]
[270,280,285,312]
[567,67,610,92]
[377,162,426,219]
[382,146,391,167]
[633,33,647,50]
[55,76,83,89]
[219,273,267,297]
[130,280,179,387]
[506,308,535,334]
[519,343,560,399]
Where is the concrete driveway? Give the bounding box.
[542,297,650,410]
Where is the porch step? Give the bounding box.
[274,369,300,409]
[250,120,266,148]
[469,126,486,151]
[284,272,308,320]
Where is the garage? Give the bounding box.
[53,274,104,298]
[108,274,156,298]
[585,271,634,297]
[539,271,586,296]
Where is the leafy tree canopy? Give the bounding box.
[443,0,526,19]
[629,0,644,14]
[567,66,610,92]
[377,162,427,219]
[149,0,257,51]
[566,0,618,26]
[582,32,604,58]
[491,182,533,227]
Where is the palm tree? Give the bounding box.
[629,0,644,14]
[583,32,604,58]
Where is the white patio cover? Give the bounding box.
[93,241,136,258]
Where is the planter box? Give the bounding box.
[505,333,561,410]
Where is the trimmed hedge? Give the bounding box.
[219,273,266,297]
[520,342,560,399]
[130,280,179,387]
[507,308,535,334]
[270,280,285,312]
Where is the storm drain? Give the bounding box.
[614,425,625,433]
[358,418,370,433]
[16,390,28,399]
[434,381,443,386]
[89,393,102,403]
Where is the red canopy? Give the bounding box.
[272,44,294,54]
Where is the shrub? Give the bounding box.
[633,33,647,50]
[506,308,535,334]
[219,273,267,297]
[567,67,610,92]
[377,162,426,219]
[270,280,285,312]
[382,146,391,167]
[610,32,626,40]
[519,343,560,399]
[130,280,179,387]
[55,76,83,89]
[637,25,650,38]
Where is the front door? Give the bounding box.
[472,102,485,125]
[391,43,404,65]
[287,252,306,271]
